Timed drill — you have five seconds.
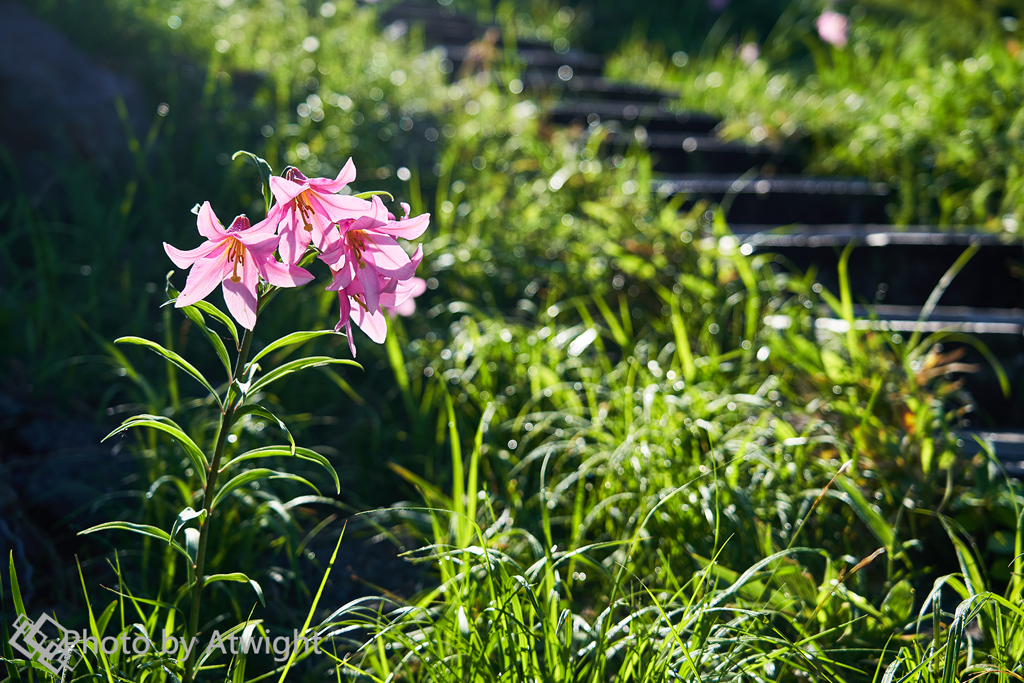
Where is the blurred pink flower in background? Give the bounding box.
[707,0,729,11]
[738,42,760,65]
[816,11,849,48]
[386,277,427,318]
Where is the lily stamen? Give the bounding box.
[296,192,315,232]
[227,239,245,282]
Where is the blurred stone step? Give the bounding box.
[548,100,718,133]
[522,72,673,101]
[959,431,1024,476]
[765,305,1024,428]
[741,226,1024,309]
[653,175,889,224]
[603,131,801,174]
[441,44,604,76]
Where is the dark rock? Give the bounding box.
[0,0,146,179]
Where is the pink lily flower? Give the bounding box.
[319,196,429,316]
[329,272,425,356]
[268,159,373,265]
[164,202,314,330]
[816,11,849,48]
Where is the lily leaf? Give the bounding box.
[80,522,192,563]
[352,190,394,201]
[180,305,233,379]
[205,573,265,607]
[221,446,339,494]
[105,415,209,483]
[232,404,295,456]
[247,330,343,369]
[193,300,240,350]
[170,507,206,543]
[211,469,320,510]
[248,356,361,396]
[166,278,234,375]
[233,150,274,214]
[185,528,200,565]
[115,336,222,407]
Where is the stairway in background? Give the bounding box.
[381,1,1024,476]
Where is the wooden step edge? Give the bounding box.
[735,225,1022,247]
[653,176,889,197]
[957,431,1024,474]
[548,100,716,124]
[764,307,1024,335]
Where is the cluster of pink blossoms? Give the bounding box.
[164,160,429,356]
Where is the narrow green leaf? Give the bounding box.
[211,469,320,510]
[0,554,23,682]
[909,242,979,351]
[170,507,206,543]
[106,415,208,483]
[277,524,346,683]
[231,404,295,456]
[76,559,115,683]
[320,367,365,405]
[115,336,222,406]
[248,330,343,369]
[351,190,394,201]
[940,518,986,597]
[221,446,339,494]
[80,522,193,563]
[204,573,265,607]
[836,476,895,548]
[7,552,24,619]
[233,150,275,214]
[193,300,240,349]
[166,277,234,377]
[231,621,261,683]
[94,600,118,639]
[248,356,361,396]
[180,305,233,378]
[185,529,200,565]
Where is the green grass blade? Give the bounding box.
[277,524,347,683]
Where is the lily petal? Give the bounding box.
[335,294,357,356]
[379,212,430,240]
[278,217,314,266]
[196,202,227,240]
[310,192,372,222]
[164,239,221,269]
[261,257,314,288]
[356,264,382,312]
[222,254,258,330]
[352,304,387,344]
[315,158,357,193]
[269,176,309,205]
[175,246,230,307]
[363,233,417,278]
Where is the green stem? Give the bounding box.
[183,324,255,683]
